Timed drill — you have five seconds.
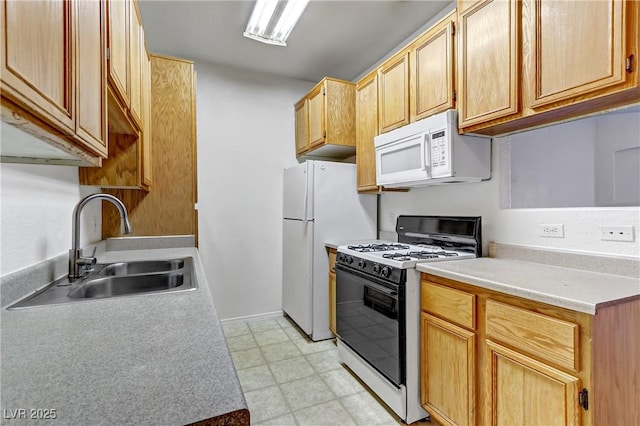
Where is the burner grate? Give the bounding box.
[347,243,410,253]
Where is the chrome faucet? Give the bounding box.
[68,194,132,281]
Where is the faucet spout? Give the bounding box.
[69,194,132,281]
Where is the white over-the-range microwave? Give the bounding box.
[374,109,491,187]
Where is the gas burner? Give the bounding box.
[381,250,460,261]
[347,243,410,253]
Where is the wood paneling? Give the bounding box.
[422,281,476,330]
[486,299,578,371]
[80,132,138,187]
[592,298,640,425]
[103,55,196,238]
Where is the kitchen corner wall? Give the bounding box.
[0,161,102,276]
[195,61,314,320]
[379,115,640,259]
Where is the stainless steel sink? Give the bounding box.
[7,257,196,310]
[98,259,185,276]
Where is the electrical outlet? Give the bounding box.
[539,224,564,238]
[600,226,635,242]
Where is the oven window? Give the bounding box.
[335,265,404,387]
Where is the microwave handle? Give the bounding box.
[421,133,430,173]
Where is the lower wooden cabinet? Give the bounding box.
[328,271,336,334]
[486,340,581,426]
[420,273,640,426]
[328,247,337,335]
[421,313,475,426]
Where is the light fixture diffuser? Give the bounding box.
[243,0,310,46]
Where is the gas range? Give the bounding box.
[337,242,475,269]
[334,216,482,424]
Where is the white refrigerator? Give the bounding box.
[283,160,377,341]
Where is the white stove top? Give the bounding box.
[337,242,475,269]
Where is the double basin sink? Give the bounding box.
[9,257,196,309]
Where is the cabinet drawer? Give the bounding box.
[328,249,337,273]
[421,281,475,329]
[485,299,578,371]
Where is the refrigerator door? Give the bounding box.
[283,162,314,221]
[282,218,314,334]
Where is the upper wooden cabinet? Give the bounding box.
[107,0,130,109]
[294,99,308,155]
[355,70,379,192]
[458,0,640,135]
[0,0,107,165]
[378,50,410,133]
[410,10,456,122]
[128,0,143,129]
[457,0,520,129]
[294,77,356,159]
[527,0,628,109]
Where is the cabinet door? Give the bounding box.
[486,340,581,426]
[1,0,74,132]
[328,271,336,335]
[356,72,380,192]
[294,99,308,155]
[421,313,476,426]
[411,13,455,121]
[528,0,627,109]
[107,0,130,108]
[141,41,152,189]
[307,84,325,148]
[75,0,107,157]
[458,0,519,128]
[378,50,409,133]
[128,0,142,128]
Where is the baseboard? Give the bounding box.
[220,310,284,324]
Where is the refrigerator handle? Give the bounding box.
[303,166,309,223]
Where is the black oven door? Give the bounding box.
[335,264,405,387]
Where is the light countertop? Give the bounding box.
[1,247,248,425]
[417,257,640,314]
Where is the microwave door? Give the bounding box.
[375,133,430,186]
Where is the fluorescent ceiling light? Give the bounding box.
[243,0,310,46]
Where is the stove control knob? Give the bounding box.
[345,255,354,265]
[358,259,366,269]
[372,263,381,274]
[380,266,391,277]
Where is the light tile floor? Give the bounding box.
[223,315,413,426]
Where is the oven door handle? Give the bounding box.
[364,281,398,298]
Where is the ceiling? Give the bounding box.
[138,0,453,83]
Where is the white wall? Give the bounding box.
[195,61,314,320]
[380,116,640,258]
[0,161,102,276]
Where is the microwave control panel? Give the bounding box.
[430,129,451,177]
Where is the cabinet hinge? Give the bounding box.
[626,54,634,73]
[452,89,456,101]
[578,388,589,411]
[323,130,327,139]
[106,47,110,61]
[323,88,326,96]
[451,22,455,36]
